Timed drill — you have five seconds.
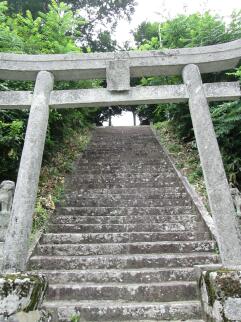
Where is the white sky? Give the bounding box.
[107,0,241,126]
[115,0,241,46]
[103,111,141,126]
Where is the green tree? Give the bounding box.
[133,21,160,47]
[0,0,100,181]
[135,11,241,186]
[7,0,137,51]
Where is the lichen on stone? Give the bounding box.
[0,273,48,318]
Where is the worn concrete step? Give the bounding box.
[41,231,208,245]
[77,160,170,167]
[82,147,163,153]
[64,191,188,200]
[67,179,182,189]
[0,242,4,253]
[80,152,166,158]
[75,164,171,172]
[46,281,198,302]
[48,222,194,233]
[78,156,168,162]
[55,206,195,217]
[70,167,175,175]
[51,214,198,225]
[33,267,197,284]
[29,253,219,270]
[36,241,216,256]
[43,300,202,321]
[69,172,177,180]
[62,197,191,208]
[63,188,186,195]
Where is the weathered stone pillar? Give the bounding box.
[2,71,54,272]
[182,64,241,267]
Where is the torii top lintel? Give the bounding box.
[0,40,240,81]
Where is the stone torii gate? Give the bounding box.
[1,39,241,274]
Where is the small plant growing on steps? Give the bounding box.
[70,314,81,322]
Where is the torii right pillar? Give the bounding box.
[182,64,241,267]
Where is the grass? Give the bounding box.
[31,128,90,240]
[154,121,208,206]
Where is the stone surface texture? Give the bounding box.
[0,181,15,268]
[0,40,240,80]
[0,82,240,110]
[182,64,241,267]
[200,269,241,321]
[2,71,54,273]
[0,273,47,320]
[106,59,130,91]
[28,126,218,321]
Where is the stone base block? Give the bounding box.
[200,269,241,321]
[0,273,48,321]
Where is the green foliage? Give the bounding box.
[7,0,137,52]
[0,117,24,179]
[1,0,85,54]
[155,121,207,199]
[133,21,160,46]
[70,315,80,322]
[0,1,99,181]
[32,129,90,236]
[135,11,241,187]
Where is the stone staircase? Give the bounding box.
[29,126,219,321]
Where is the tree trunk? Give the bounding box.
[133,111,136,126]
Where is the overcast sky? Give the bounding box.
[106,0,241,126]
[115,0,241,46]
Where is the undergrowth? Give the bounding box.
[154,121,208,205]
[30,128,90,241]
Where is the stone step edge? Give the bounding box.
[51,215,198,220]
[31,252,218,260]
[47,281,197,288]
[38,240,215,247]
[43,299,201,307]
[54,208,194,212]
[30,267,196,274]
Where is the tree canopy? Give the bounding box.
[7,0,136,51]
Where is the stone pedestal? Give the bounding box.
[0,273,48,321]
[200,269,241,321]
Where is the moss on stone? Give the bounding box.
[0,273,48,316]
[24,276,48,312]
[203,271,217,307]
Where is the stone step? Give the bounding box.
[46,281,198,302]
[81,154,166,160]
[36,241,216,256]
[83,149,163,155]
[43,300,203,321]
[67,179,182,189]
[70,167,175,175]
[51,214,198,225]
[55,206,195,217]
[77,160,170,167]
[29,126,216,320]
[63,188,186,196]
[69,172,177,180]
[62,197,191,208]
[64,191,188,200]
[41,231,208,244]
[29,253,219,270]
[33,267,197,284]
[47,222,195,233]
[82,146,163,152]
[0,242,4,253]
